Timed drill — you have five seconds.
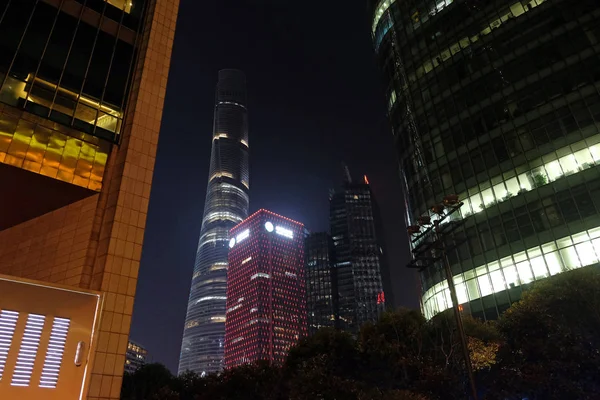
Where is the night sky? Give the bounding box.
[130,0,419,372]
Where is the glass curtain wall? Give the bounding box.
[369,0,600,319]
[0,0,146,143]
[179,70,250,376]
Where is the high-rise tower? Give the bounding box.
[179,70,250,375]
[369,0,600,319]
[305,232,338,335]
[224,210,307,368]
[329,176,387,333]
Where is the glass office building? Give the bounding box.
[369,0,600,319]
[224,210,307,368]
[179,70,250,375]
[305,232,338,335]
[330,178,387,332]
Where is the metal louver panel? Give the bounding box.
[11,314,45,387]
[0,310,19,382]
[39,317,70,388]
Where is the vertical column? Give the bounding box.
[84,0,179,399]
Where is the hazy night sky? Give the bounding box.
[130,0,419,372]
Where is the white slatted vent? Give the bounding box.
[39,317,70,388]
[0,310,19,382]
[11,314,45,387]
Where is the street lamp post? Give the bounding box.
[407,195,478,400]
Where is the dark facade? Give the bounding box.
[125,341,148,374]
[179,70,250,375]
[369,0,600,319]
[305,232,338,335]
[0,0,144,145]
[224,210,307,368]
[330,178,387,332]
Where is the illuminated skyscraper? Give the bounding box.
[224,210,307,368]
[369,0,600,319]
[179,70,250,375]
[330,176,387,332]
[0,1,178,399]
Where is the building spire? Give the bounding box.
[342,162,352,184]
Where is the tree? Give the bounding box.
[202,361,283,400]
[490,267,600,399]
[285,328,363,399]
[121,364,178,400]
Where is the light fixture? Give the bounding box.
[443,194,460,206]
[229,238,236,248]
[265,221,274,232]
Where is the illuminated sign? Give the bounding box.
[377,291,385,305]
[230,229,250,248]
[237,229,250,243]
[265,221,274,232]
[275,226,293,239]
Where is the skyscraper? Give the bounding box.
[224,210,307,368]
[369,0,600,319]
[179,70,250,375]
[0,0,178,398]
[305,232,338,335]
[330,176,387,332]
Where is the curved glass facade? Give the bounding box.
[369,0,600,319]
[179,70,250,375]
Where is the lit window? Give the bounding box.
[241,257,252,265]
[250,273,271,280]
[388,91,397,111]
[106,0,133,13]
[227,304,242,313]
[422,224,600,318]
[204,211,243,224]
[185,320,199,329]
[196,296,227,304]
[210,172,234,181]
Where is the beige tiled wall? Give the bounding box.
[0,195,99,285]
[0,0,179,399]
[83,0,180,398]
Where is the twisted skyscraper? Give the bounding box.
[179,70,250,375]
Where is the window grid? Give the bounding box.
[371,0,600,319]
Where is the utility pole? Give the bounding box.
[407,195,478,400]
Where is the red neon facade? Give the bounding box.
[224,209,307,368]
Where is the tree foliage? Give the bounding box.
[488,267,600,399]
[122,267,600,400]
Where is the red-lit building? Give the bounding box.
[224,209,307,368]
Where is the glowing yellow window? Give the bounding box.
[106,0,133,13]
